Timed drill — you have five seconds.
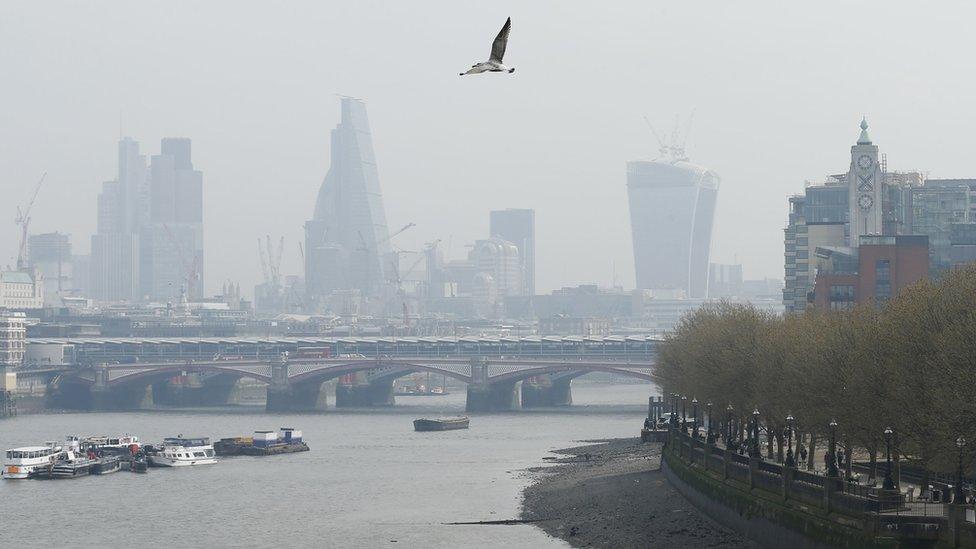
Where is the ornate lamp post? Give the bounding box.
[726,404,734,447]
[692,398,699,438]
[681,396,687,432]
[669,393,677,428]
[785,414,795,467]
[882,427,895,490]
[706,402,714,443]
[827,420,838,478]
[751,408,761,458]
[956,436,967,504]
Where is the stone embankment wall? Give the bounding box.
[660,431,976,548]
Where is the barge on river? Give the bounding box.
[413,417,470,432]
[214,428,308,456]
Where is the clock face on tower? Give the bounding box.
[857,154,872,169]
[857,194,874,210]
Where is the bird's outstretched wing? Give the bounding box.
[490,17,511,63]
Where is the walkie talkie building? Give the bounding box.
[627,159,720,298]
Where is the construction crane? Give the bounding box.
[273,236,284,286]
[14,172,46,270]
[356,223,416,254]
[258,238,272,286]
[355,223,416,296]
[258,236,285,292]
[265,235,284,288]
[162,223,199,299]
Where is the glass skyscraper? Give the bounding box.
[626,160,720,298]
[305,97,392,305]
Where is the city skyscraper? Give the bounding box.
[489,208,535,295]
[141,138,204,301]
[626,151,720,298]
[305,97,392,308]
[91,137,146,302]
[91,136,203,303]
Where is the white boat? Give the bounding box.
[147,437,216,467]
[3,441,63,479]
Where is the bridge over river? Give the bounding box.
[24,336,658,412]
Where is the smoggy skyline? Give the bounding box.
[4,2,976,296]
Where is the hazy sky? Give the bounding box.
[3,2,976,297]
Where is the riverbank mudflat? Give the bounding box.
[521,438,756,548]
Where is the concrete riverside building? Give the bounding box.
[0,310,26,393]
[783,119,950,312]
[0,271,44,310]
[627,157,719,299]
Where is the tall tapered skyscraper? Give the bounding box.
[305,97,392,306]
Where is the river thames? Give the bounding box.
[0,383,651,548]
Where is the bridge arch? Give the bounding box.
[285,360,474,386]
[103,363,274,388]
[488,363,654,384]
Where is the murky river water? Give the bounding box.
[0,384,652,548]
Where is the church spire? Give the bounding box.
[857,117,872,145]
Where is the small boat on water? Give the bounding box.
[3,441,64,479]
[130,456,149,473]
[145,437,216,467]
[90,456,121,475]
[413,417,470,432]
[214,428,309,456]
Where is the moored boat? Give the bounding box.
[49,452,94,479]
[2,441,63,479]
[129,454,149,473]
[146,437,216,467]
[413,417,470,432]
[90,456,121,475]
[81,435,140,456]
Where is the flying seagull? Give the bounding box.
[460,17,514,76]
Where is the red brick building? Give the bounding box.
[812,235,929,310]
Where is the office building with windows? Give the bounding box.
[489,209,535,295]
[812,235,928,310]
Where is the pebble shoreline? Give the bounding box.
[520,438,759,548]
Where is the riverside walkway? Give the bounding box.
[663,428,976,547]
